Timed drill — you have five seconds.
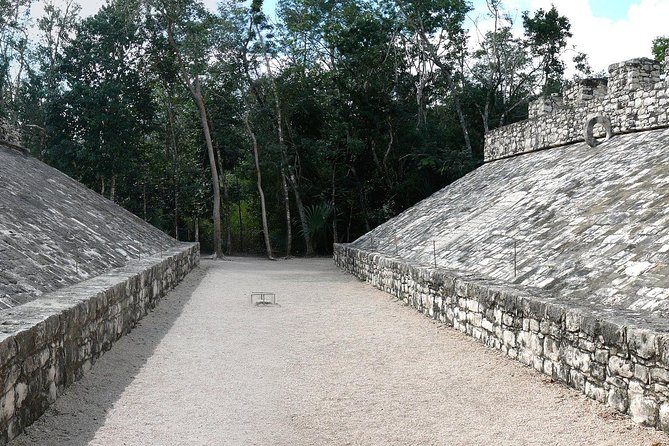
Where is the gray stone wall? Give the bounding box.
[334,244,669,433]
[0,118,20,148]
[485,57,669,161]
[0,243,199,443]
[0,144,179,307]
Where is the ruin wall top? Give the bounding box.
[0,116,23,151]
[484,53,669,162]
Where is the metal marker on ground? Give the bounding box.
[250,291,276,306]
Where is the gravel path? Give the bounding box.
[10,258,669,446]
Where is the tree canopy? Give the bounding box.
[0,0,591,256]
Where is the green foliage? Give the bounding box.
[652,36,669,65]
[1,0,584,255]
[522,5,572,94]
[299,202,334,252]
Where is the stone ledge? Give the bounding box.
[0,242,199,443]
[334,243,669,433]
[484,56,669,162]
[0,141,28,156]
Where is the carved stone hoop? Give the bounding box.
[584,114,613,147]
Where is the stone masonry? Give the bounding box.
[349,128,669,313]
[334,54,669,433]
[485,57,669,161]
[0,244,198,443]
[0,143,178,308]
[0,119,21,149]
[335,245,669,432]
[0,130,200,442]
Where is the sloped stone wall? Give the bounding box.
[485,57,669,161]
[335,244,669,433]
[0,143,179,307]
[0,243,198,443]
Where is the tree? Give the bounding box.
[0,0,32,118]
[652,36,669,65]
[394,0,474,156]
[18,0,80,156]
[56,1,154,200]
[469,0,538,132]
[522,5,572,94]
[152,0,225,258]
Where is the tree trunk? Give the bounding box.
[110,175,116,202]
[396,5,474,157]
[331,163,338,245]
[143,183,147,220]
[210,112,232,255]
[254,22,311,256]
[194,217,199,242]
[237,177,243,252]
[289,174,313,256]
[222,172,232,254]
[167,99,179,241]
[282,173,292,257]
[193,87,223,258]
[350,166,371,233]
[243,113,273,260]
[446,73,474,156]
[166,19,222,258]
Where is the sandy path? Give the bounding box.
[10,258,669,446]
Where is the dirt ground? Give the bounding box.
[10,257,669,446]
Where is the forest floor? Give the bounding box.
[9,258,669,446]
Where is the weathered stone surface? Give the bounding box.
[628,328,657,360]
[0,244,198,443]
[335,54,669,436]
[349,127,669,314]
[584,114,612,147]
[609,356,634,379]
[486,57,668,161]
[333,246,669,434]
[659,403,669,431]
[629,392,658,427]
[0,138,200,442]
[0,143,178,308]
[0,118,21,148]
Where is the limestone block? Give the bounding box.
[609,356,634,378]
[502,330,516,348]
[566,310,581,332]
[585,381,607,403]
[595,349,609,364]
[544,337,560,362]
[635,364,650,384]
[629,393,658,426]
[659,403,669,431]
[650,367,669,384]
[608,386,629,412]
[570,369,586,391]
[628,328,657,360]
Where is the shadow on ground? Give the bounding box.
[8,264,208,446]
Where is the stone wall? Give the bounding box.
[334,244,669,433]
[0,243,199,443]
[0,118,20,148]
[0,143,180,307]
[484,57,669,161]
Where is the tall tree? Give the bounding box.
[522,5,572,94]
[56,1,153,199]
[469,0,538,132]
[152,0,224,257]
[394,0,474,156]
